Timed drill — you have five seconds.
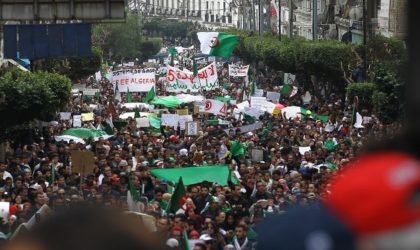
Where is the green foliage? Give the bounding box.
[92,13,161,61]
[67,47,103,80]
[39,47,103,80]
[138,37,163,61]
[372,90,402,124]
[346,82,377,110]
[0,71,71,135]
[229,29,357,82]
[227,28,406,123]
[143,19,188,38]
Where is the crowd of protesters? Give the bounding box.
[0,50,405,250]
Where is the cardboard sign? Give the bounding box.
[136,118,150,128]
[229,64,249,77]
[178,115,193,130]
[73,115,82,127]
[161,114,180,127]
[250,97,267,110]
[251,149,264,162]
[186,122,199,136]
[81,113,94,122]
[266,91,281,103]
[299,147,311,155]
[224,122,263,135]
[71,150,95,175]
[253,89,264,97]
[60,112,72,120]
[176,109,189,116]
[82,88,100,96]
[284,73,297,85]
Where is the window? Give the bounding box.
[206,1,209,10]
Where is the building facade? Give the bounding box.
[130,0,240,29]
[291,0,406,42]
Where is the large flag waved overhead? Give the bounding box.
[197,32,239,59]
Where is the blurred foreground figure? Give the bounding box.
[6,205,165,250]
[326,152,420,250]
[258,151,420,250]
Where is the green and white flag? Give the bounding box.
[115,84,121,102]
[197,32,240,59]
[144,86,155,103]
[280,84,298,97]
[126,87,132,103]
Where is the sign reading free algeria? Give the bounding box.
[112,68,156,92]
[166,62,219,93]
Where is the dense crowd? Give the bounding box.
[0,52,401,249]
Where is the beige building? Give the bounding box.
[129,0,240,29]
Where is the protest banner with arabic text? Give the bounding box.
[166,62,218,93]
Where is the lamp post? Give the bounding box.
[288,0,293,39]
[362,0,368,80]
[279,0,282,40]
[312,0,317,40]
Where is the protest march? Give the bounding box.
[1,30,418,250]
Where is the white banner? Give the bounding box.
[205,99,227,116]
[251,97,267,109]
[112,68,156,92]
[266,91,281,103]
[82,88,100,96]
[229,64,249,77]
[166,62,218,93]
[178,115,193,130]
[161,114,180,127]
[224,122,263,135]
[73,115,82,128]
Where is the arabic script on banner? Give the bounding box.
[229,64,249,77]
[166,62,219,93]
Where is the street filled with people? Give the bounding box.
[0,43,414,250]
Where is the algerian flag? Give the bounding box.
[115,84,121,102]
[168,177,187,214]
[148,116,161,129]
[197,32,240,59]
[193,58,198,77]
[182,230,191,250]
[126,87,133,103]
[144,86,155,103]
[101,62,109,78]
[95,91,101,102]
[104,114,114,135]
[280,84,298,97]
[230,140,245,157]
[250,80,256,96]
[168,47,177,66]
[134,108,141,119]
[354,112,364,128]
[127,172,141,212]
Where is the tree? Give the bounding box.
[92,13,162,62]
[0,70,72,138]
[67,47,103,80]
[35,47,103,81]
